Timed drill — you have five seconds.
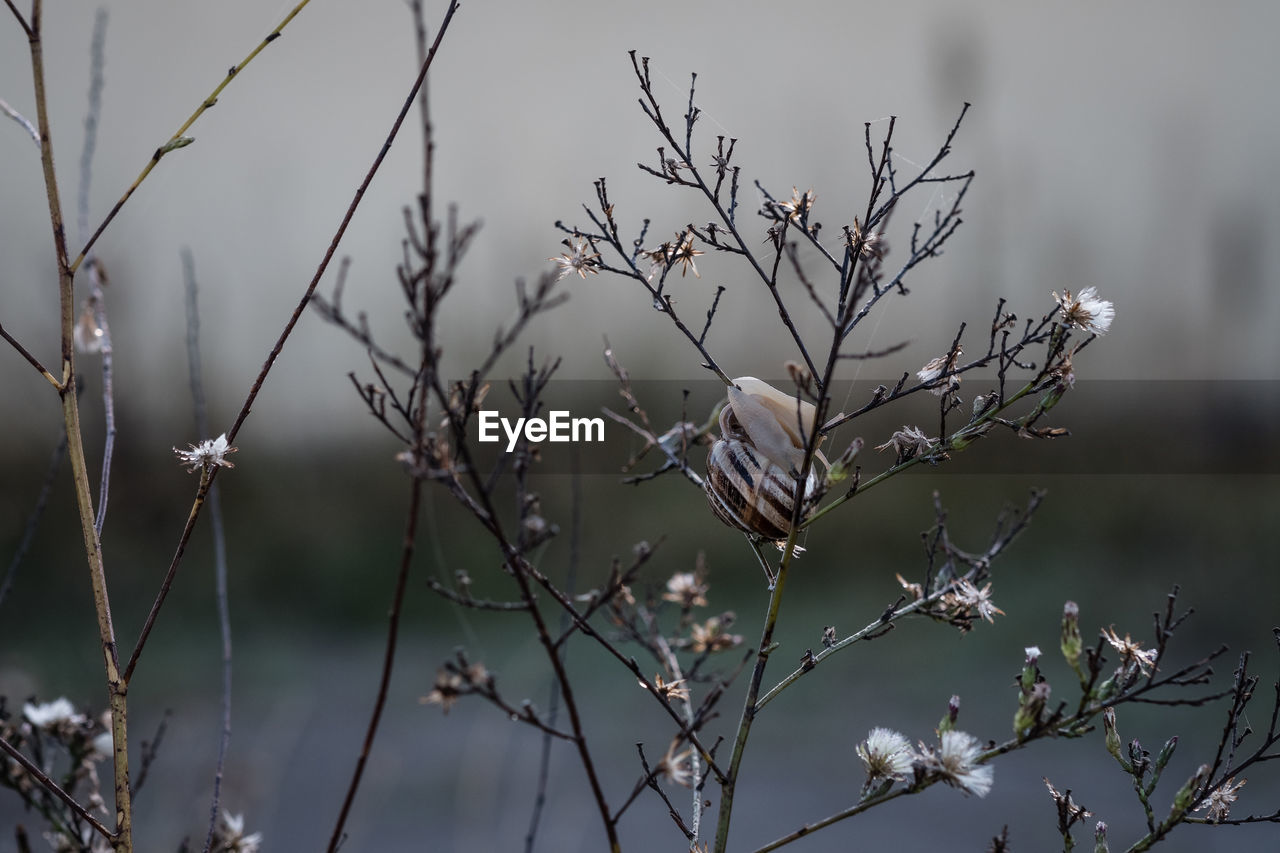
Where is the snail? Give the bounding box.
[703,378,825,541]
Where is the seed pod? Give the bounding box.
[704,377,822,539]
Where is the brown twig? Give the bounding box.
[0,736,112,840]
[326,475,424,852]
[70,0,316,272]
[123,0,462,686]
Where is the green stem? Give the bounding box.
[712,533,801,852]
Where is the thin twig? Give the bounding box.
[0,96,40,145]
[326,476,424,852]
[525,447,582,853]
[0,435,66,610]
[184,251,236,853]
[77,9,115,537]
[0,736,112,840]
[71,0,316,272]
[0,322,57,387]
[123,0,462,685]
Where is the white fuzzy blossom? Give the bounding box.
[174,433,237,473]
[919,730,994,797]
[856,727,916,783]
[1053,287,1114,336]
[23,697,84,730]
[212,810,263,853]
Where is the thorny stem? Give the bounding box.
[26,1,132,848]
[70,0,315,272]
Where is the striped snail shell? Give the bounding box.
[704,378,823,540]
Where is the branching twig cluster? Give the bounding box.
[2,4,1274,853]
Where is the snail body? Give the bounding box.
[704,378,824,540]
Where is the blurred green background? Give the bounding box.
[3,0,1279,850]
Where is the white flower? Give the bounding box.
[919,730,994,797]
[174,433,237,473]
[856,727,916,783]
[213,810,263,853]
[1053,287,1114,335]
[23,697,84,730]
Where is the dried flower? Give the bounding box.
[549,237,600,281]
[918,730,994,797]
[174,433,237,473]
[847,216,882,257]
[689,615,742,653]
[875,425,934,462]
[211,810,263,853]
[1045,777,1093,826]
[917,348,962,395]
[655,738,695,788]
[1195,776,1246,823]
[777,187,816,221]
[1052,287,1114,335]
[896,573,924,600]
[645,674,690,702]
[671,234,704,278]
[856,728,915,783]
[1101,626,1158,676]
[942,579,1005,624]
[663,572,709,608]
[422,668,464,713]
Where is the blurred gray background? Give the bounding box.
[2,1,1278,851]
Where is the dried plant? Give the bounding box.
[1,2,1275,853]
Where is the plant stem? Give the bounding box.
[70,0,315,272]
[713,534,801,851]
[27,2,132,848]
